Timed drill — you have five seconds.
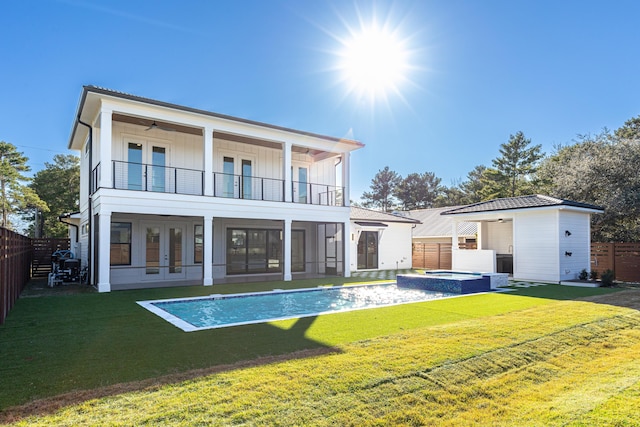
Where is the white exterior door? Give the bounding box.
[292,164,309,203]
[142,222,186,281]
[219,154,254,199]
[126,140,170,192]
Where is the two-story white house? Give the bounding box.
[68,86,363,292]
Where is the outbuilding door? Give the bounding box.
[357,231,378,269]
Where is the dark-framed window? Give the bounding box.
[226,228,282,274]
[194,224,203,264]
[110,222,131,265]
[292,229,305,272]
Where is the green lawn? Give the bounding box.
[1,278,638,425]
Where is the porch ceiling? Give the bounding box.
[112,113,330,157]
[113,113,203,136]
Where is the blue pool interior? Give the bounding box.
[137,281,479,332]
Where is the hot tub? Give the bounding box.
[397,270,492,294]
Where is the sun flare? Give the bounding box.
[338,24,410,101]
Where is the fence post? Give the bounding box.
[608,242,615,277]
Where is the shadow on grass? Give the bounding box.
[0,313,341,422]
[0,280,354,421]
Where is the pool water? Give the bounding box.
[138,283,458,332]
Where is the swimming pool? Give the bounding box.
[138,283,459,332]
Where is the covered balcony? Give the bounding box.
[88,113,350,207]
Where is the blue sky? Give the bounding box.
[1,0,639,201]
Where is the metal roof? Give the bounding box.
[69,85,365,150]
[350,206,421,224]
[441,195,604,215]
[403,206,476,237]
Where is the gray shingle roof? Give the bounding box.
[441,195,604,215]
[403,206,476,237]
[350,206,421,224]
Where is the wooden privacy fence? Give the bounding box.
[412,243,453,270]
[412,241,639,282]
[1,227,33,325]
[31,238,70,277]
[591,242,640,282]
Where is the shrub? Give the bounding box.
[600,269,615,287]
[589,270,599,281]
[578,269,588,281]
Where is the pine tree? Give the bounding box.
[484,132,544,198]
[394,172,443,210]
[361,166,401,212]
[0,141,46,229]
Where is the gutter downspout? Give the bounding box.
[58,213,79,243]
[77,118,93,287]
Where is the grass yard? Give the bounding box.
[1,278,639,425]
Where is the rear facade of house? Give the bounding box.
[68,86,363,292]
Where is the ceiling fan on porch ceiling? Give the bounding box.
[143,120,175,132]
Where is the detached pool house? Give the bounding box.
[68,86,364,292]
[442,195,604,283]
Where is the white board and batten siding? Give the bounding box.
[513,209,592,283]
[557,211,591,281]
[513,210,560,282]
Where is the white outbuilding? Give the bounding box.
[442,195,604,283]
[350,206,420,272]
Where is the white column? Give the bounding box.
[283,218,292,280]
[97,212,112,292]
[203,214,213,286]
[203,127,214,196]
[343,221,351,277]
[341,152,350,207]
[99,106,113,189]
[283,142,292,202]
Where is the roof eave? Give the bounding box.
[442,204,604,217]
[70,86,365,150]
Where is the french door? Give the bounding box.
[221,155,253,199]
[357,231,378,270]
[127,141,170,192]
[142,222,186,280]
[292,165,309,203]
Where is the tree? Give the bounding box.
[361,166,401,212]
[0,141,46,229]
[458,165,488,204]
[394,171,443,210]
[614,115,640,140]
[434,185,466,207]
[536,128,640,241]
[483,132,544,199]
[29,154,80,237]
